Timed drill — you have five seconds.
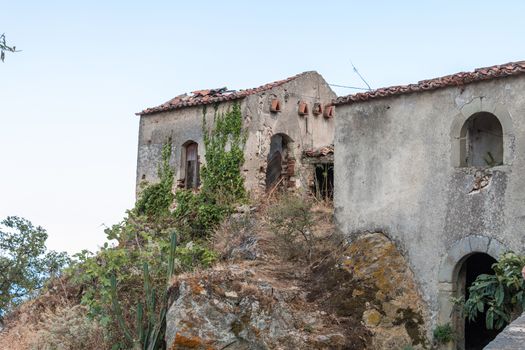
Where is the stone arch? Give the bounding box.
[450,97,515,167]
[437,235,508,348]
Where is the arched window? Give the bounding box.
[459,112,503,167]
[265,133,293,191]
[181,141,199,189]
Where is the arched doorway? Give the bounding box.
[265,133,293,191]
[437,236,507,350]
[456,253,500,349]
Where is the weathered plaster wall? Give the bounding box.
[136,102,238,194]
[335,75,525,331]
[136,71,335,197]
[242,71,336,194]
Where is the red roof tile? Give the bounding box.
[137,72,312,116]
[334,60,525,106]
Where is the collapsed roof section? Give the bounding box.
[137,72,313,116]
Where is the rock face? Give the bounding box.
[165,265,350,350]
[165,232,429,349]
[308,233,429,349]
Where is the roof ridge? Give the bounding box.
[334,60,525,106]
[137,71,314,116]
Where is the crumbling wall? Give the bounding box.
[241,71,336,195]
[135,102,238,196]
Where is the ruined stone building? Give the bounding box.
[135,72,336,199]
[334,61,525,349]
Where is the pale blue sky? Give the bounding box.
[2,1,525,254]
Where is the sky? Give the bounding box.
[2,0,525,255]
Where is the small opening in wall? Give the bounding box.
[313,163,334,200]
[270,98,281,113]
[313,102,323,116]
[141,174,146,180]
[323,105,334,118]
[459,112,503,167]
[298,101,309,116]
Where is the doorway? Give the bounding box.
[457,253,500,349]
[265,133,293,191]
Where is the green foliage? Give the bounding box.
[267,195,314,262]
[109,231,177,350]
[174,241,217,272]
[135,139,175,217]
[174,102,246,239]
[201,103,246,200]
[433,323,453,344]
[0,216,70,315]
[67,211,176,347]
[464,252,525,330]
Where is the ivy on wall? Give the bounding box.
[174,102,247,238]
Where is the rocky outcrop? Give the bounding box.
[165,232,430,349]
[165,264,353,349]
[309,233,429,349]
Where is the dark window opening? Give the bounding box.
[460,112,503,167]
[460,253,500,350]
[314,163,333,200]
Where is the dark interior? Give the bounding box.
[464,253,500,350]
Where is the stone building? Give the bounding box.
[334,61,525,349]
[135,71,336,198]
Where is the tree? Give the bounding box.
[0,33,18,62]
[464,252,525,330]
[0,216,70,315]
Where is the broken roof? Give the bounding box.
[137,71,312,116]
[334,60,525,106]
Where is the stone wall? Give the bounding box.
[136,71,336,197]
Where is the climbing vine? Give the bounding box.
[174,102,246,238]
[201,102,246,199]
[135,139,174,217]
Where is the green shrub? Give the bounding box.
[174,241,218,272]
[433,323,453,344]
[464,252,525,330]
[174,102,247,239]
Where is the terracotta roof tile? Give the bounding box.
[137,72,312,116]
[334,60,525,106]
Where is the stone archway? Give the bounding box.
[437,236,507,349]
[450,97,515,168]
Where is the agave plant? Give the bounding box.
[110,230,177,350]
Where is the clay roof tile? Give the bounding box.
[137,72,313,116]
[334,60,525,106]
